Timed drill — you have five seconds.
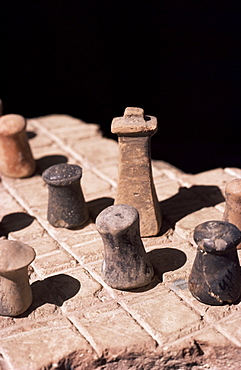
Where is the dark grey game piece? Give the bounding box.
[188,220,241,305]
[96,204,154,290]
[42,163,89,229]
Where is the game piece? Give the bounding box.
[111,107,162,237]
[188,220,241,305]
[96,204,154,290]
[0,239,36,316]
[0,114,36,178]
[223,178,241,249]
[42,163,89,229]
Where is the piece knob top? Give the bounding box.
[225,178,241,199]
[0,240,36,273]
[194,220,241,254]
[111,107,157,136]
[96,204,139,235]
[42,163,82,186]
[0,114,26,136]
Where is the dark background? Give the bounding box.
[1,1,240,173]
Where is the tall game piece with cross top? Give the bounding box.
[111,107,162,237]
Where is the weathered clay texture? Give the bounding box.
[223,178,241,249]
[0,240,36,316]
[0,114,36,177]
[2,114,241,369]
[111,107,162,237]
[96,204,154,289]
[189,220,241,305]
[42,163,89,229]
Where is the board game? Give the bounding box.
[1,113,241,369]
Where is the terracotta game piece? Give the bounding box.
[0,239,36,316]
[189,220,241,305]
[42,163,89,229]
[111,107,162,237]
[223,178,241,249]
[96,204,154,290]
[0,114,36,178]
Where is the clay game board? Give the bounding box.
[1,114,241,369]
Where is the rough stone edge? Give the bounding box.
[40,341,241,370]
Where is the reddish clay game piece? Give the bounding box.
[223,178,241,249]
[0,114,36,178]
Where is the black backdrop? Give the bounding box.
[1,1,241,173]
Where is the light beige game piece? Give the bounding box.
[111,107,162,237]
[0,240,36,316]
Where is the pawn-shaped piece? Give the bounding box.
[96,204,154,290]
[189,220,241,305]
[42,163,89,229]
[0,240,36,316]
[223,178,241,249]
[0,114,36,177]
